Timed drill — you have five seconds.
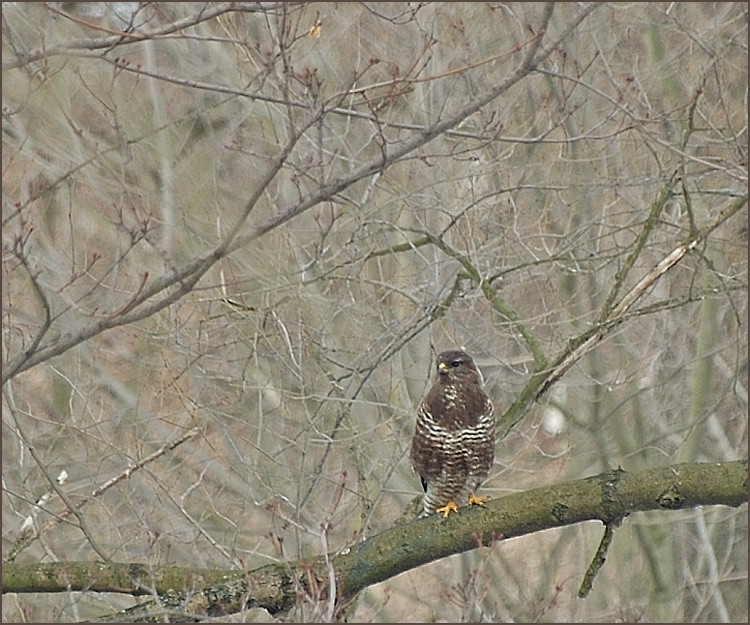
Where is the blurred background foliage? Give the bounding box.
[2,2,747,622]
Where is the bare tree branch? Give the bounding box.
[3,4,745,622]
[2,3,600,384]
[2,3,302,70]
[2,460,745,622]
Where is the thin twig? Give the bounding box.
[3,426,200,563]
[578,519,619,598]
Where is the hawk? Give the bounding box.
[410,350,495,517]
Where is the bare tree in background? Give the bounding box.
[2,3,746,622]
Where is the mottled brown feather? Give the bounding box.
[410,350,495,516]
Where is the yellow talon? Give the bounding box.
[436,501,459,518]
[468,492,489,507]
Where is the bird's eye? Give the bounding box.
[451,360,461,368]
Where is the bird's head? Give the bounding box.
[435,350,481,384]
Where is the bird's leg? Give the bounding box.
[436,500,459,518]
[468,492,489,507]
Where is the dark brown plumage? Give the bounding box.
[410,350,495,517]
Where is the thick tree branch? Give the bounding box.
[3,460,745,622]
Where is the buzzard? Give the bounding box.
[410,350,495,517]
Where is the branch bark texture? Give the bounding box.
[3,460,746,622]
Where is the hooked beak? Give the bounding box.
[438,361,449,375]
